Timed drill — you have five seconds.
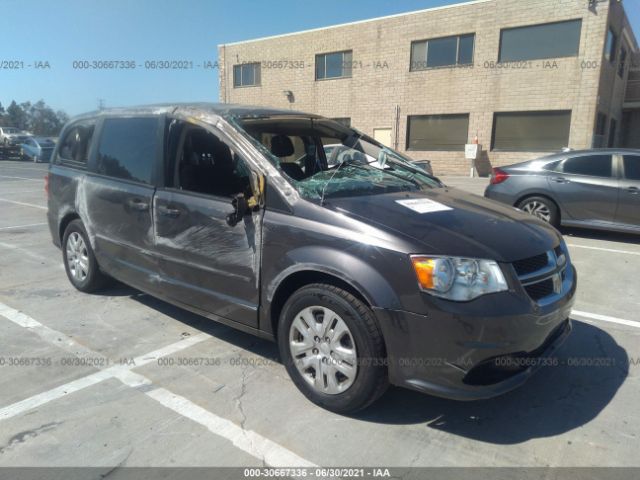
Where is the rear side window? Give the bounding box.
[562,154,612,178]
[623,155,640,180]
[59,123,95,165]
[97,117,159,184]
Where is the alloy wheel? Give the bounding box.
[66,232,89,282]
[289,306,358,395]
[521,200,551,222]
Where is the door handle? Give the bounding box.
[627,187,639,195]
[157,205,181,217]
[550,177,569,184]
[127,198,149,211]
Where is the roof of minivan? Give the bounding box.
[68,103,320,122]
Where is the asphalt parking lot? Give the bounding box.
[0,161,639,472]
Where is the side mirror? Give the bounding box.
[226,193,248,227]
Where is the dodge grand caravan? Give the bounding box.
[47,104,577,413]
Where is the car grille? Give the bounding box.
[512,245,568,303]
[524,278,555,301]
[512,253,549,276]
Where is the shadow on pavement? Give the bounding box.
[561,226,640,245]
[357,320,628,443]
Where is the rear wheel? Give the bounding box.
[278,283,388,413]
[62,220,109,292]
[518,196,559,226]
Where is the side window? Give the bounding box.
[166,120,252,198]
[59,123,95,165]
[97,117,158,184]
[562,155,612,178]
[623,155,640,181]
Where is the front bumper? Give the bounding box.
[374,265,577,400]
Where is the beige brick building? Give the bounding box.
[218,0,639,175]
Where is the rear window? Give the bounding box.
[96,117,159,184]
[59,123,95,165]
[562,154,612,178]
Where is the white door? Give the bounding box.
[373,128,392,147]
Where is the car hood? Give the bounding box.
[326,186,560,262]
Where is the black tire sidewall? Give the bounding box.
[62,220,102,292]
[278,285,386,413]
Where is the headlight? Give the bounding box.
[411,255,508,301]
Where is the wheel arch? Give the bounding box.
[263,248,402,340]
[514,192,562,222]
[58,211,81,244]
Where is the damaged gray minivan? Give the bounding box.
[47,104,576,413]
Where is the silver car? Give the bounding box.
[485,149,640,234]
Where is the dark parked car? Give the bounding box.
[20,137,56,162]
[47,104,576,412]
[485,149,640,234]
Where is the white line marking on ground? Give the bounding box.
[0,369,116,421]
[147,388,316,467]
[0,240,63,269]
[0,198,46,210]
[0,175,42,182]
[0,302,315,467]
[0,222,47,230]
[573,310,640,329]
[0,165,48,172]
[567,244,640,256]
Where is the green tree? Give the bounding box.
[6,101,28,130]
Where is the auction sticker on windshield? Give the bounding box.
[396,198,453,214]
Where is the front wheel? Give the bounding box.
[62,220,109,292]
[518,196,559,226]
[278,284,388,413]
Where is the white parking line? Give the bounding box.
[0,301,315,467]
[0,165,48,172]
[567,244,640,256]
[0,198,46,210]
[0,240,63,269]
[0,222,47,230]
[573,310,640,329]
[147,388,316,467]
[0,175,42,182]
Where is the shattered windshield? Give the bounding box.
[230,115,441,202]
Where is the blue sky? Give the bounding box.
[2,0,639,116]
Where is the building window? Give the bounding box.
[331,118,351,127]
[618,46,627,77]
[594,112,607,148]
[410,34,474,70]
[498,20,582,62]
[97,117,159,184]
[233,63,261,87]
[316,51,352,80]
[492,111,572,151]
[605,28,618,63]
[608,118,617,147]
[406,114,469,151]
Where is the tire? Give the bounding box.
[517,196,560,227]
[278,283,388,413]
[62,219,108,293]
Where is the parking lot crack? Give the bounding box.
[234,362,266,466]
